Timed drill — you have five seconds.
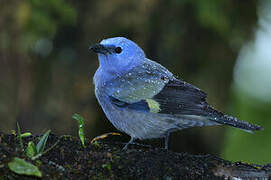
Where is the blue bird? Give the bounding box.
[90,37,263,150]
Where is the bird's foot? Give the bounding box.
[122,137,134,150]
[123,138,152,150]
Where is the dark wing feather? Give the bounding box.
[153,79,209,116]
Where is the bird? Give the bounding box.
[89,37,263,150]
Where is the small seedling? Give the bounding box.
[72,113,86,148]
[15,122,53,160]
[16,122,32,152]
[16,122,24,152]
[26,130,51,160]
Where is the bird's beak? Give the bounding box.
[89,44,109,55]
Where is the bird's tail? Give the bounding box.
[206,105,263,133]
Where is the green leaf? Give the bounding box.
[8,157,42,177]
[72,113,85,148]
[36,130,51,154]
[16,122,24,152]
[26,141,37,158]
[21,132,32,138]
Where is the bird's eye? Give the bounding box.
[114,47,122,54]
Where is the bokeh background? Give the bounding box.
[0,0,270,164]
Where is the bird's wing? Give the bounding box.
[109,76,209,116]
[106,59,263,132]
[106,59,263,131]
[106,59,209,116]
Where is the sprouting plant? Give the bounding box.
[72,113,86,148]
[16,123,57,160]
[16,122,24,152]
[26,130,52,160]
[16,122,32,152]
[10,123,53,178]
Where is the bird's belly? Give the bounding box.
[95,90,175,139]
[108,108,173,139]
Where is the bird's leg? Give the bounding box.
[165,129,175,150]
[123,137,135,150]
[165,132,170,150]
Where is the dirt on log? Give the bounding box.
[0,132,270,180]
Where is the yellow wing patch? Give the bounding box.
[146,99,161,113]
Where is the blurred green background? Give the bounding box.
[0,0,270,164]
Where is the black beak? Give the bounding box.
[89,44,109,54]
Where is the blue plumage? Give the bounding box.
[90,37,263,149]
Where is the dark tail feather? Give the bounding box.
[206,106,263,133]
[215,114,263,133]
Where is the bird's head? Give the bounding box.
[90,37,145,75]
